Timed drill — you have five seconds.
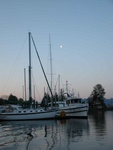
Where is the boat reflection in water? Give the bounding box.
[0,119,89,150]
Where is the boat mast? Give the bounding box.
[33,85,35,100]
[49,35,53,94]
[28,32,32,106]
[58,74,60,96]
[31,34,54,107]
[66,80,68,94]
[24,68,27,101]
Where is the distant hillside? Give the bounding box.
[104,99,113,106]
[82,98,113,107]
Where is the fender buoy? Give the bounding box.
[60,111,66,118]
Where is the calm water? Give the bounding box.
[0,111,113,150]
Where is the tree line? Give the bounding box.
[0,84,106,108]
[0,94,38,108]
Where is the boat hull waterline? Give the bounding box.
[0,110,57,121]
[56,105,88,119]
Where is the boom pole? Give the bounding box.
[31,34,53,107]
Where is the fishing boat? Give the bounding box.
[48,80,89,119]
[0,32,57,121]
[47,41,89,119]
[48,97,88,119]
[58,97,88,119]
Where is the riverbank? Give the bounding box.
[89,105,113,111]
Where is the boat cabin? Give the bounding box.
[66,98,81,105]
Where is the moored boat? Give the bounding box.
[0,105,57,121]
[48,97,89,119]
[0,32,57,121]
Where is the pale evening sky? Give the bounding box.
[0,0,113,101]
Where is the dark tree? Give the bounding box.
[59,89,65,101]
[0,98,6,105]
[8,94,18,104]
[53,92,58,102]
[18,98,24,106]
[89,84,105,106]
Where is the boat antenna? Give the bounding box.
[66,80,68,94]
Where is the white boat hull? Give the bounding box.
[0,110,57,121]
[56,104,88,119]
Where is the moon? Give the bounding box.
[60,45,63,48]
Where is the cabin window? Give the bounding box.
[71,99,75,103]
[66,100,70,105]
[55,104,59,107]
[59,103,64,107]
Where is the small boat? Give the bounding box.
[0,32,57,121]
[48,97,89,119]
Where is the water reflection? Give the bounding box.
[89,111,107,137]
[0,119,89,150]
